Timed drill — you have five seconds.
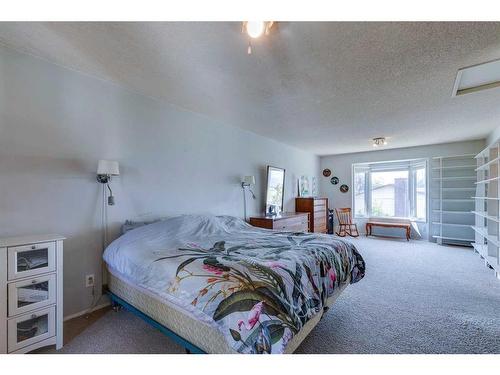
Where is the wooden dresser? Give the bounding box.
[249,212,310,232]
[295,197,328,233]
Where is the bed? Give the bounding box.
[103,215,365,354]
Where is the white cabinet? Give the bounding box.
[0,235,64,353]
[7,306,56,353]
[8,241,56,280]
[8,273,56,316]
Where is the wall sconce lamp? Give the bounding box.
[97,160,120,205]
[242,176,256,221]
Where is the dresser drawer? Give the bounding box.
[314,199,327,207]
[314,213,326,225]
[274,216,309,232]
[8,241,56,281]
[8,305,55,353]
[314,207,327,217]
[8,274,56,317]
[287,223,309,232]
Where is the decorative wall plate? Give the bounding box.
[340,184,349,193]
[322,168,331,177]
[330,176,339,185]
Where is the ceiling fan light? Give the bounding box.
[246,21,265,38]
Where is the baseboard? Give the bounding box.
[63,301,111,322]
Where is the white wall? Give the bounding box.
[0,46,319,317]
[319,140,485,239]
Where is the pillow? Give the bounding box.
[121,219,160,235]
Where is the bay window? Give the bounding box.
[353,159,427,221]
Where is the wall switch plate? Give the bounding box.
[85,274,95,288]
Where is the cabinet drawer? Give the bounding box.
[8,274,56,317]
[8,241,56,280]
[8,305,55,353]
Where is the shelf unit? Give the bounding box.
[473,142,500,279]
[431,154,476,246]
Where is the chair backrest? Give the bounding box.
[335,208,353,225]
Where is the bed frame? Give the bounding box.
[108,292,206,354]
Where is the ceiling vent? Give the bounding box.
[452,58,500,97]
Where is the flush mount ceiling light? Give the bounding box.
[372,137,387,147]
[452,58,500,97]
[242,21,274,55]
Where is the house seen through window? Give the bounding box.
[353,159,427,221]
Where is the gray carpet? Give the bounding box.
[40,237,500,354]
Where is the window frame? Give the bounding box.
[352,159,427,223]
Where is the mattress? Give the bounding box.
[108,267,349,354]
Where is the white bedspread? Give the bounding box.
[103,215,365,354]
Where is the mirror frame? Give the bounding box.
[265,166,286,215]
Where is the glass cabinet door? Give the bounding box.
[8,274,56,316]
[7,306,55,352]
[8,241,56,280]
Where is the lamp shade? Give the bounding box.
[243,176,255,185]
[97,160,120,176]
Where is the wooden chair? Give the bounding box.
[334,208,359,237]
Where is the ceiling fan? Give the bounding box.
[242,21,275,54]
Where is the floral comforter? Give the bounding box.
[103,215,365,354]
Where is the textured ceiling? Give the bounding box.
[1,22,500,155]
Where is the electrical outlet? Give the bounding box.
[85,274,95,288]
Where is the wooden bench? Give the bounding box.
[366,221,411,241]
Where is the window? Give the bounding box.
[353,159,427,221]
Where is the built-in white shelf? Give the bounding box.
[475,146,498,159]
[431,198,474,202]
[432,176,476,180]
[432,235,474,242]
[472,243,500,273]
[472,226,500,247]
[475,176,500,184]
[473,140,500,279]
[431,154,476,247]
[441,187,475,191]
[472,211,500,223]
[433,154,476,160]
[472,225,500,247]
[475,156,500,171]
[431,222,472,228]
[431,165,476,170]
